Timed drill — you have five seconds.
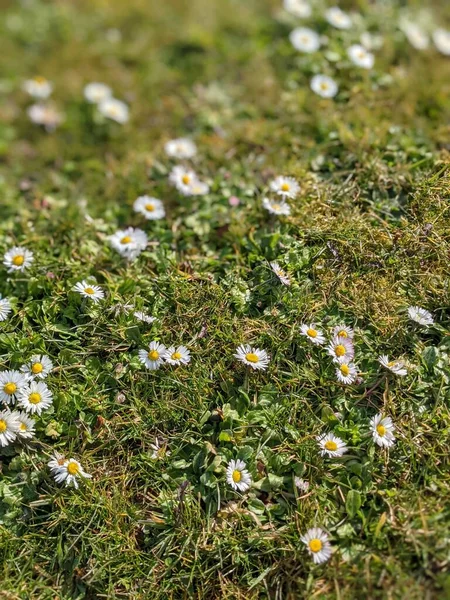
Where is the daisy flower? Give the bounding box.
[133,196,165,221]
[0,295,12,321]
[73,280,105,303]
[109,227,148,261]
[401,22,429,50]
[134,311,156,324]
[169,165,199,196]
[48,452,67,473]
[407,306,434,326]
[433,29,450,56]
[52,458,92,489]
[262,197,291,216]
[164,345,191,366]
[3,246,34,273]
[332,325,354,340]
[270,262,291,286]
[21,354,53,379]
[0,370,27,404]
[234,344,270,371]
[0,410,19,447]
[138,341,167,370]
[300,324,325,345]
[18,381,53,415]
[150,437,171,459]
[378,355,407,377]
[283,0,311,18]
[289,27,321,53]
[335,361,357,384]
[84,82,112,104]
[327,336,355,363]
[226,459,252,492]
[27,104,63,130]
[317,432,348,457]
[370,414,395,448]
[325,6,352,30]
[310,75,338,98]
[22,76,53,99]
[98,98,129,123]
[347,44,375,69]
[294,477,310,493]
[187,179,210,196]
[301,527,332,564]
[269,176,300,199]
[164,138,197,159]
[13,411,36,440]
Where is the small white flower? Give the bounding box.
[269,176,300,199]
[22,76,53,99]
[226,459,252,492]
[18,380,53,415]
[3,246,34,273]
[0,296,12,321]
[98,98,129,123]
[164,138,197,159]
[0,410,19,447]
[335,361,358,384]
[400,22,429,50]
[407,306,434,326]
[187,179,210,196]
[134,311,156,324]
[133,195,165,221]
[327,336,355,363]
[164,345,191,366]
[21,354,53,379]
[150,437,171,459]
[48,452,66,473]
[283,0,311,18]
[301,527,332,564]
[270,262,291,286]
[332,325,354,340]
[289,27,321,53]
[262,197,291,216]
[325,7,352,30]
[27,104,63,130]
[138,341,167,370]
[317,432,348,457]
[300,324,325,345]
[109,227,148,261]
[433,28,450,56]
[310,75,338,98]
[73,280,105,303]
[378,355,407,377]
[53,458,92,489]
[0,370,27,404]
[360,32,383,51]
[370,414,395,448]
[234,344,270,371]
[347,44,374,69]
[169,165,199,196]
[294,477,310,493]
[84,82,112,104]
[12,411,35,440]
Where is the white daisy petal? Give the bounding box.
[234,344,270,371]
[0,370,28,404]
[163,345,191,366]
[378,355,407,377]
[0,410,19,447]
[262,197,291,216]
[370,413,396,448]
[109,227,148,261]
[84,82,112,104]
[164,138,197,159]
[310,75,338,99]
[133,196,165,221]
[73,280,105,303]
[17,380,53,416]
[301,527,332,564]
[347,44,375,69]
[21,354,53,380]
[407,306,434,327]
[300,324,326,345]
[269,176,300,199]
[290,28,321,53]
[3,246,34,273]
[98,98,129,123]
[327,336,355,363]
[270,261,291,286]
[317,432,348,457]
[22,76,53,99]
[52,458,92,489]
[0,296,12,321]
[325,6,352,30]
[226,459,252,492]
[138,341,167,370]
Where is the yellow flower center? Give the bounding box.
[19,423,27,431]
[32,362,43,374]
[320,82,329,91]
[340,364,350,376]
[281,183,290,191]
[84,287,95,295]
[232,470,242,483]
[182,175,191,185]
[337,330,348,338]
[12,255,25,266]
[307,328,317,338]
[335,344,346,357]
[387,361,396,368]
[245,353,259,363]
[120,236,132,244]
[4,382,17,395]
[309,539,322,553]
[29,392,41,404]
[34,76,46,83]
[148,350,160,361]
[325,440,338,451]
[272,204,281,211]
[0,420,7,433]
[145,203,155,212]
[171,352,182,360]
[67,462,79,475]
[376,424,386,437]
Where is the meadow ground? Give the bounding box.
[0,0,450,598]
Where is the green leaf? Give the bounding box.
[346,490,361,518]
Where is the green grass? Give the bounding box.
[0,0,450,598]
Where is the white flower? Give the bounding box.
[164,138,197,159]
[73,280,105,303]
[360,32,383,51]
[150,438,171,459]
[327,336,355,363]
[0,410,19,447]
[407,306,434,326]
[0,296,12,321]
[269,176,300,199]
[378,355,407,377]
[370,414,395,448]
[262,197,291,216]
[98,98,129,123]
[0,370,27,404]
[400,22,429,50]
[433,29,450,56]
[48,452,66,473]
[21,354,53,379]
[187,179,210,196]
[283,0,311,18]
[84,82,112,104]
[301,527,332,564]
[325,7,352,30]
[332,325,354,340]
[52,458,92,489]
[22,76,53,99]
[13,411,36,440]
[138,341,167,370]
[133,196,165,221]
[234,344,270,371]
[347,44,374,69]
[109,227,148,261]
[3,246,34,272]
[289,27,321,53]
[164,345,191,365]
[226,459,252,492]
[294,477,310,493]
[300,324,325,345]
[317,432,348,457]
[27,104,63,130]
[310,75,338,98]
[270,261,291,286]
[335,361,357,384]
[169,165,199,196]
[18,380,53,415]
[134,311,156,324]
